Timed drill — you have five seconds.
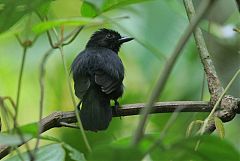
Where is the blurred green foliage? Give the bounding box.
[0,0,240,160]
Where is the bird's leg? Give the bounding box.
[77,100,82,111]
[113,99,121,119]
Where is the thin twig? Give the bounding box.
[15,46,27,123]
[47,19,92,152]
[62,26,84,46]
[46,29,58,49]
[48,21,92,152]
[58,44,92,153]
[34,14,91,153]
[0,98,34,160]
[33,26,83,152]
[0,101,25,161]
[33,27,84,152]
[15,35,24,46]
[2,96,16,111]
[132,0,216,146]
[34,48,53,153]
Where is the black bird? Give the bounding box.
[71,28,133,131]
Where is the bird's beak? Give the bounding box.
[118,37,134,44]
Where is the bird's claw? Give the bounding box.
[113,100,121,119]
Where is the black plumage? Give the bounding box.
[71,28,133,131]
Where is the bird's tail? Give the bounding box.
[79,87,112,132]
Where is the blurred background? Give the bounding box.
[0,0,239,160]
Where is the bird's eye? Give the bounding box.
[106,34,113,39]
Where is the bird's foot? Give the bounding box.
[77,100,82,111]
[113,100,121,119]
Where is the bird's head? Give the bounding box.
[86,28,133,53]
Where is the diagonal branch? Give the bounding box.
[132,0,216,146]
[183,0,226,135]
[184,0,240,135]
[183,0,224,106]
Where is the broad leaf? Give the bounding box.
[0,0,52,33]
[37,0,52,17]
[89,145,143,161]
[63,143,86,161]
[0,123,38,145]
[186,120,203,137]
[80,0,153,18]
[30,135,86,161]
[4,144,65,161]
[214,116,225,139]
[102,0,153,12]
[32,17,103,34]
[80,0,104,17]
[0,133,31,145]
[150,135,240,161]
[81,2,98,17]
[18,122,38,137]
[40,135,62,142]
[112,133,159,152]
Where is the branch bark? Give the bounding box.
[183,0,240,134]
[184,0,224,106]
[132,0,216,146]
[0,101,210,159]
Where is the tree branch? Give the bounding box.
[183,0,224,106]
[0,101,210,159]
[184,0,240,135]
[132,0,216,146]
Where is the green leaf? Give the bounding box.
[0,0,52,34]
[4,144,65,161]
[81,2,98,17]
[33,136,85,161]
[0,133,31,145]
[80,0,153,18]
[37,0,52,17]
[214,116,225,139]
[32,17,103,34]
[186,120,203,137]
[102,0,153,12]
[40,135,62,142]
[89,145,143,161]
[80,0,104,17]
[63,143,86,161]
[0,123,38,146]
[150,135,240,161]
[112,134,158,152]
[18,122,38,136]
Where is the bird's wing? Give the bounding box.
[73,75,90,98]
[71,48,124,96]
[71,50,91,99]
[95,70,120,94]
[94,49,124,95]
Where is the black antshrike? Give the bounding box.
[71,28,133,132]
